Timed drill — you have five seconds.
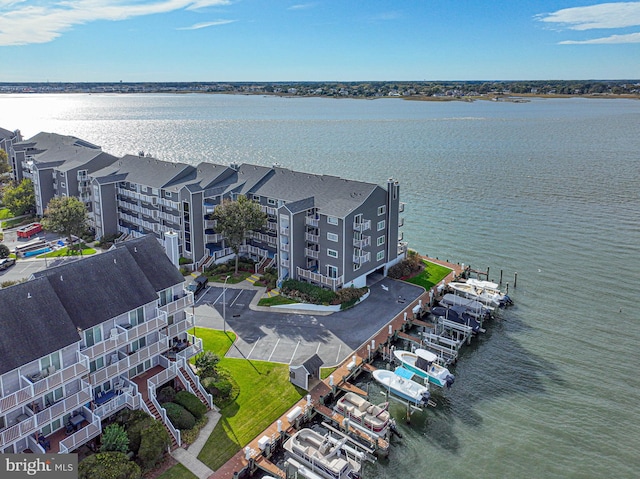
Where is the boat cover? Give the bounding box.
[394,367,415,380]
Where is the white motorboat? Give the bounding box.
[393,349,455,389]
[335,392,390,433]
[447,281,510,307]
[465,278,513,305]
[372,367,431,406]
[439,293,494,317]
[283,428,362,479]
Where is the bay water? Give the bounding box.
[1,94,638,478]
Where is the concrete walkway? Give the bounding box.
[170,409,222,479]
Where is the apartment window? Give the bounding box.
[89,356,105,373]
[377,220,386,231]
[253,195,260,202]
[327,216,338,225]
[327,232,338,242]
[327,249,338,258]
[377,236,386,246]
[84,326,103,348]
[44,387,63,408]
[60,182,66,188]
[131,337,146,353]
[267,198,276,205]
[159,288,172,307]
[165,191,172,198]
[129,307,144,326]
[378,205,386,215]
[377,251,385,261]
[40,352,61,374]
[327,265,339,279]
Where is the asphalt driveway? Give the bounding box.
[193,277,424,367]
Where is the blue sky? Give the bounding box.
[0,1,639,82]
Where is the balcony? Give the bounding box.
[305,216,319,227]
[81,313,168,361]
[204,219,217,229]
[1,383,92,447]
[58,408,101,454]
[260,205,278,216]
[90,335,170,385]
[279,242,289,252]
[117,187,156,205]
[280,257,289,268]
[205,233,224,243]
[280,226,289,236]
[296,267,343,291]
[266,221,277,231]
[398,241,409,255]
[305,248,319,259]
[353,236,371,248]
[158,197,179,209]
[399,218,404,227]
[1,355,90,416]
[167,314,195,339]
[399,202,405,213]
[353,219,371,232]
[159,293,194,315]
[353,252,371,265]
[305,232,319,243]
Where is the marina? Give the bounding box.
[209,258,516,478]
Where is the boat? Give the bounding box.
[447,281,510,307]
[283,428,362,479]
[393,348,455,388]
[466,278,513,305]
[439,293,493,318]
[372,367,431,406]
[430,306,483,334]
[335,392,390,433]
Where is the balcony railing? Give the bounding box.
[398,241,409,255]
[353,219,371,232]
[158,197,179,209]
[117,187,156,205]
[260,205,278,216]
[296,267,344,291]
[353,236,371,248]
[304,248,319,259]
[167,314,195,339]
[82,313,168,361]
[353,252,371,265]
[399,202,406,213]
[90,335,170,385]
[280,226,289,236]
[159,293,194,315]
[178,357,213,409]
[399,218,404,227]
[176,335,203,363]
[204,219,217,229]
[205,233,224,243]
[279,242,289,252]
[59,409,101,454]
[1,384,92,446]
[4,354,90,416]
[305,232,319,243]
[280,257,289,268]
[266,221,277,231]
[239,244,269,259]
[305,216,319,227]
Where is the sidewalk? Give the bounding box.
[170,408,222,479]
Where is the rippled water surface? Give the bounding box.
[1,94,639,478]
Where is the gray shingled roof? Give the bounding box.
[33,245,160,331]
[301,354,324,375]
[113,236,185,292]
[0,278,80,376]
[91,155,194,190]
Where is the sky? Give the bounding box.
[0,1,639,82]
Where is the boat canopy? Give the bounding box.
[415,349,438,363]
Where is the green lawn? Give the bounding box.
[156,463,197,479]
[257,295,298,307]
[41,245,97,257]
[160,328,305,478]
[406,260,452,290]
[206,271,253,284]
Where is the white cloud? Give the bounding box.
[560,32,640,43]
[537,2,640,30]
[177,19,235,30]
[0,0,232,46]
[287,3,315,10]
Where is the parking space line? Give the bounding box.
[289,341,301,364]
[195,287,210,304]
[335,344,342,364]
[247,338,260,359]
[230,291,242,307]
[315,343,321,354]
[268,338,281,362]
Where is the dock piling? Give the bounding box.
[514,272,518,288]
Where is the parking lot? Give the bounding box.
[193,277,424,367]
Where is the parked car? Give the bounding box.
[0,257,16,270]
[186,275,209,297]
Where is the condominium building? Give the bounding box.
[10,130,407,291]
[0,127,22,166]
[0,235,207,454]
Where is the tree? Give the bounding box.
[0,244,9,259]
[212,195,266,274]
[41,196,88,244]
[0,149,10,174]
[2,179,35,216]
[100,424,129,453]
[78,452,141,479]
[137,421,170,471]
[195,351,219,378]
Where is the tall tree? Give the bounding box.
[0,149,10,174]
[41,196,89,245]
[2,179,35,216]
[212,195,266,274]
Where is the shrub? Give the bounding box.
[100,424,129,453]
[388,257,423,279]
[157,386,176,404]
[0,244,9,259]
[162,402,196,430]
[137,421,170,471]
[78,452,141,479]
[174,390,207,420]
[336,286,368,310]
[281,279,336,305]
[122,415,155,455]
[195,351,219,378]
[179,256,193,265]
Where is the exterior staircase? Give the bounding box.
[144,398,179,450]
[178,366,210,407]
[264,288,280,298]
[245,273,261,285]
